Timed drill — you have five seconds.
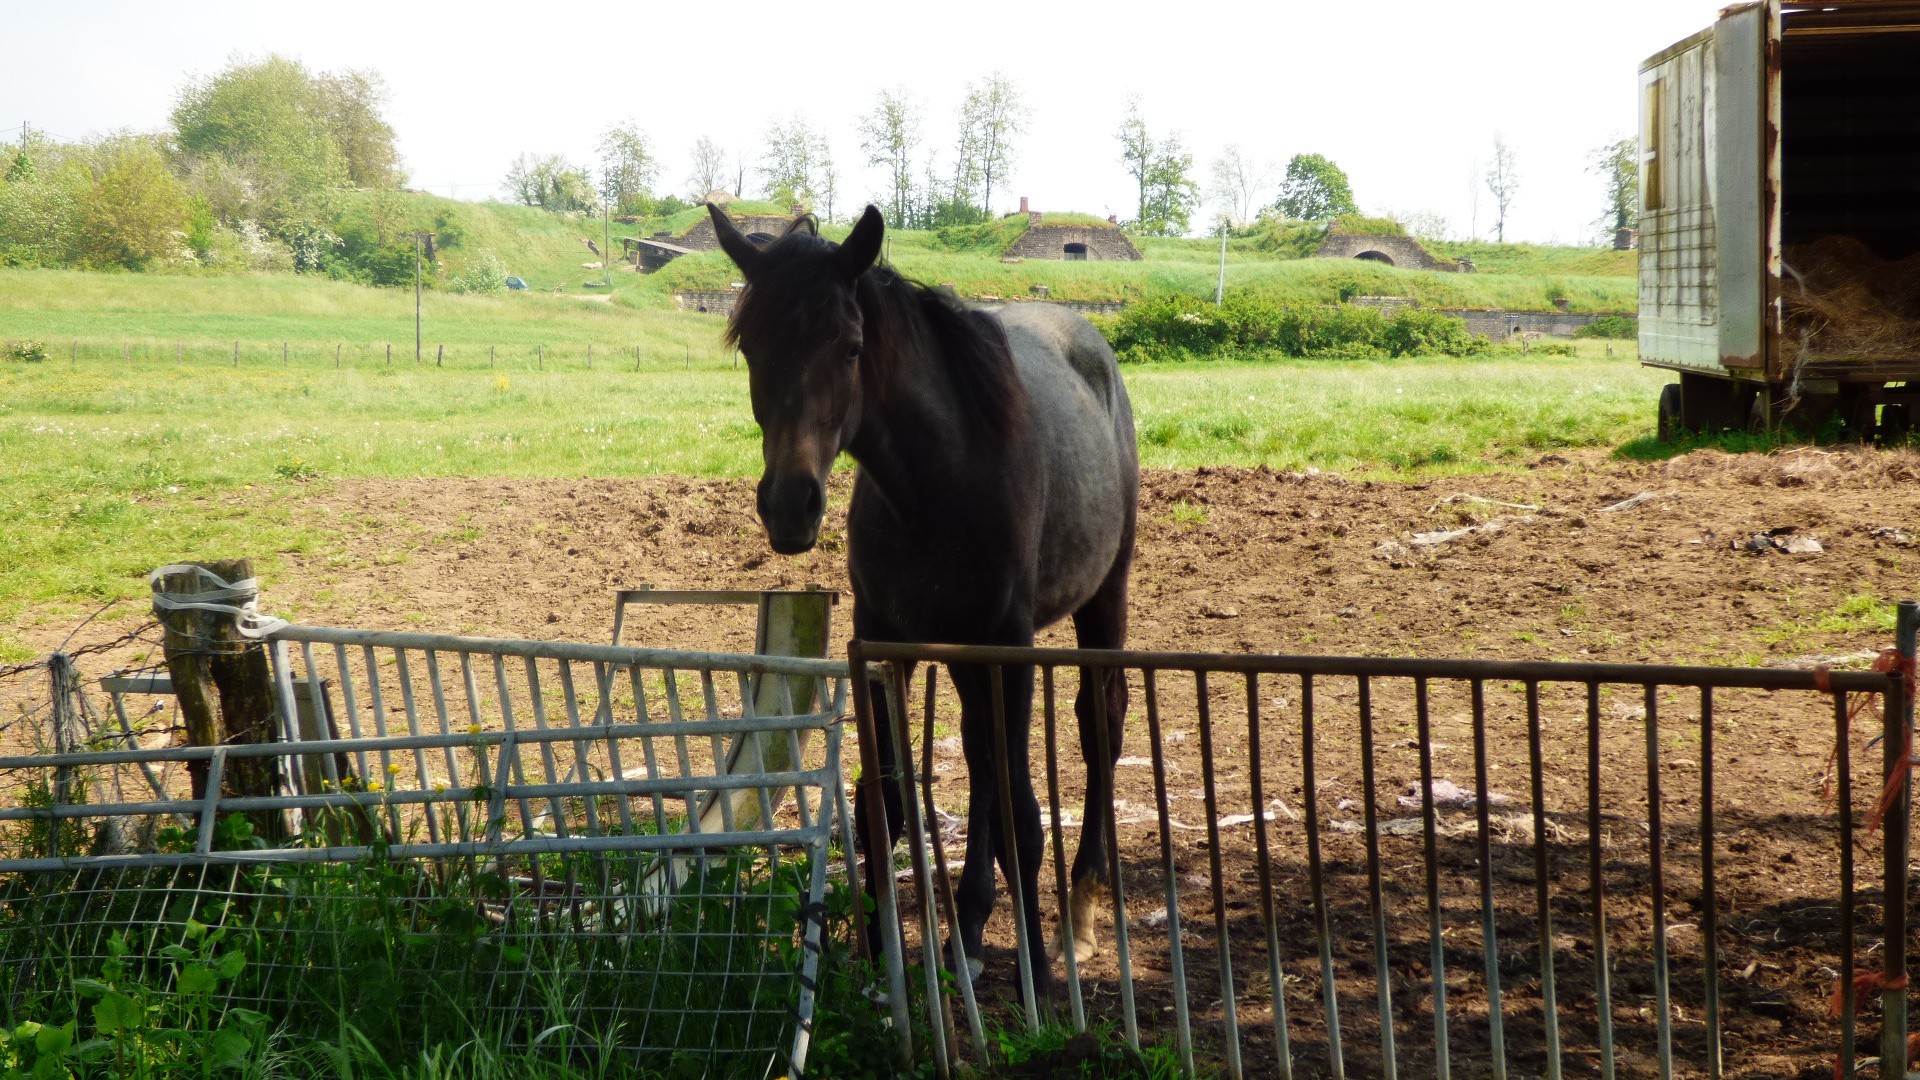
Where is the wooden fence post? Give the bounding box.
[436,343,444,367]
[153,559,287,842]
[587,343,594,370]
[233,342,239,368]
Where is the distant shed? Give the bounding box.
[1002,199,1141,261]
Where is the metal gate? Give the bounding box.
[0,623,854,1078]
[850,604,1916,1079]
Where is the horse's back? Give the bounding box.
[984,303,1138,625]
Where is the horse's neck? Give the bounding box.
[847,327,990,521]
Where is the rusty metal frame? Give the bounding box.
[849,618,1915,1078]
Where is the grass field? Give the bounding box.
[0,341,1665,653]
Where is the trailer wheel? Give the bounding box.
[1657,383,1683,443]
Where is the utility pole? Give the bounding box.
[414,233,423,363]
[1215,218,1229,305]
[604,203,612,285]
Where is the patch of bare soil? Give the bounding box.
[11,446,1920,1079]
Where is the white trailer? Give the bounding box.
[1640,0,1920,439]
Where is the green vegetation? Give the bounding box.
[1099,293,1482,362]
[0,344,1659,638]
[1574,314,1639,339]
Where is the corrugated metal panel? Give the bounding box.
[1715,2,1768,369]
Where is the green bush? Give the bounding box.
[1327,214,1406,237]
[1101,293,1483,363]
[450,249,508,293]
[929,215,1028,254]
[5,339,49,363]
[1574,314,1638,339]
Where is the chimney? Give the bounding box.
[1107,214,1118,225]
[1019,196,1029,213]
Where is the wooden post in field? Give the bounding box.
[153,559,288,842]
[588,343,594,370]
[490,345,496,368]
[634,344,640,371]
[386,343,392,367]
[335,343,341,369]
[233,342,239,368]
[70,340,75,363]
[436,343,444,368]
[538,345,544,370]
[282,342,288,365]
[122,341,128,363]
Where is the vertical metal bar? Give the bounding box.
[986,663,1041,1032]
[884,663,950,1080]
[1838,689,1857,1080]
[1089,662,1140,1051]
[628,665,670,837]
[1698,685,1720,1080]
[366,645,401,837]
[425,650,471,837]
[1644,684,1673,1080]
[699,670,737,833]
[1414,678,1449,1080]
[334,643,368,783]
[1471,679,1507,1080]
[1883,600,1918,1075]
[1042,666,1087,1032]
[1356,676,1395,1080]
[1246,672,1294,1080]
[595,663,636,838]
[556,662,603,836]
[301,641,344,793]
[1525,682,1561,1080]
[1300,674,1346,1080]
[494,654,538,841]
[395,650,441,844]
[925,666,989,1064]
[1144,670,1196,1073]
[195,749,227,853]
[662,670,700,828]
[523,657,567,838]
[845,643,912,1065]
[1587,682,1615,1080]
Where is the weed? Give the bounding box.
[1170,501,1209,527]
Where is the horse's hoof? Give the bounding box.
[1052,882,1104,964]
[965,956,984,982]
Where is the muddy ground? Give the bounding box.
[9,446,1920,1079]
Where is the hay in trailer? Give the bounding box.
[1782,235,1920,364]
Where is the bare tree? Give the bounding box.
[1208,144,1271,226]
[685,136,728,200]
[1117,96,1153,228]
[1485,135,1520,243]
[858,88,922,228]
[960,72,1027,217]
[818,140,839,224]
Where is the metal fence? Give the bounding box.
[850,606,1917,1080]
[0,624,854,1078]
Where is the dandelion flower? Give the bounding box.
[387,763,402,775]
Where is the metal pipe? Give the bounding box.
[1356,675,1395,1080]
[1882,600,1918,1075]
[1415,678,1450,1080]
[851,641,1893,692]
[1838,689,1857,1080]
[1645,685,1673,1080]
[987,663,1041,1032]
[1246,671,1292,1079]
[1144,670,1195,1073]
[1043,666,1087,1033]
[1195,670,1243,1079]
[1300,674,1346,1080]
[1472,680,1507,1080]
[926,666,989,1063]
[1699,686,1720,1080]
[845,642,913,1065]
[1525,682,1561,1080]
[884,663,950,1080]
[272,624,848,678]
[1587,682,1615,1080]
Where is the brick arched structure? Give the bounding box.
[1313,232,1457,271]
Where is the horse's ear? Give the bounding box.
[707,203,761,276]
[784,215,818,237]
[836,205,884,280]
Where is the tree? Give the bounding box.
[1209,145,1270,227]
[596,120,659,214]
[817,144,839,224]
[1140,135,1200,237]
[172,55,347,201]
[77,137,192,269]
[1117,97,1153,229]
[1589,134,1638,237]
[1485,135,1520,242]
[1268,154,1358,222]
[959,72,1027,217]
[759,116,823,209]
[502,153,596,212]
[1116,98,1199,236]
[685,136,728,200]
[312,69,404,188]
[858,88,921,227]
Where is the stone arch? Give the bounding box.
[1063,242,1089,261]
[1354,250,1396,265]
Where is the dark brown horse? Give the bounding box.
[707,203,1137,1004]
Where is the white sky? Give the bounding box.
[4,0,1729,244]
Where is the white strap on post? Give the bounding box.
[148,564,289,640]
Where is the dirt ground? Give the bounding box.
[9,446,1920,1079]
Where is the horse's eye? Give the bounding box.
[845,346,861,363]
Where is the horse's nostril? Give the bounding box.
[803,482,823,521]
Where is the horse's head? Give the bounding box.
[710,202,884,555]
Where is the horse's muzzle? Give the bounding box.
[757,473,824,555]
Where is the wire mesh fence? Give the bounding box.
[850,623,1916,1080]
[0,623,855,1078]
[12,337,742,372]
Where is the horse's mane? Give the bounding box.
[724,225,1023,439]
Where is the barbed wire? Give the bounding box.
[0,621,164,684]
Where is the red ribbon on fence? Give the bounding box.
[1832,971,1918,1080]
[1817,650,1919,834]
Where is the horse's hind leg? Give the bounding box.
[1055,560,1132,965]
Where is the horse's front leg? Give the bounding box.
[1058,567,1131,965]
[949,659,1052,1004]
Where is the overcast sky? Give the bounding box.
[6,0,1732,244]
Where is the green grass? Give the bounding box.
[0,341,1664,639]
